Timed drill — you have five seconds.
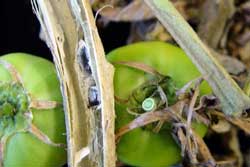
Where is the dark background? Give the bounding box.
[0,0,130,60]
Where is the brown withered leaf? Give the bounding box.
[176,127,199,164]
[211,119,231,133]
[228,128,243,167]
[115,110,172,141]
[94,0,204,23]
[127,21,173,43]
[195,95,219,110]
[173,115,216,166]
[236,28,250,46]
[238,42,250,67]
[115,97,190,141]
[198,0,235,49]
[210,110,250,135]
[194,131,216,167]
[113,61,163,77]
[95,0,154,22]
[203,128,242,167]
[227,1,250,67]
[213,53,246,76]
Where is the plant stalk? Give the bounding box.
[31,0,115,166]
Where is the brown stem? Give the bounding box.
[115,110,171,140]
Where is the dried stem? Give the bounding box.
[70,0,115,166]
[29,100,61,109]
[115,110,171,140]
[29,124,65,148]
[144,0,250,116]
[31,0,115,167]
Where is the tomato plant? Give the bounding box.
[107,41,211,167]
[0,53,66,167]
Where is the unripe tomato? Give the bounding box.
[107,41,211,167]
[0,53,66,167]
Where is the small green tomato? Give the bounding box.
[107,41,211,167]
[0,53,66,167]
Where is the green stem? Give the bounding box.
[144,0,250,116]
[244,78,250,97]
[142,97,158,112]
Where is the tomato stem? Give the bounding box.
[142,97,157,112]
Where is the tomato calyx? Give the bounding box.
[117,76,177,114]
[114,61,179,133]
[0,59,65,166]
[0,82,29,118]
[0,82,31,138]
[114,76,179,135]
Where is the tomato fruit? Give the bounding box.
[0,53,66,167]
[107,41,211,167]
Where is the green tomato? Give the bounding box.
[107,41,211,167]
[0,53,66,167]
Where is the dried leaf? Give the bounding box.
[228,128,243,167]
[96,0,154,22]
[193,131,216,166]
[115,110,171,140]
[114,61,163,77]
[198,0,235,49]
[211,119,231,133]
[239,42,250,67]
[211,110,250,135]
[214,53,246,76]
[93,0,199,22]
